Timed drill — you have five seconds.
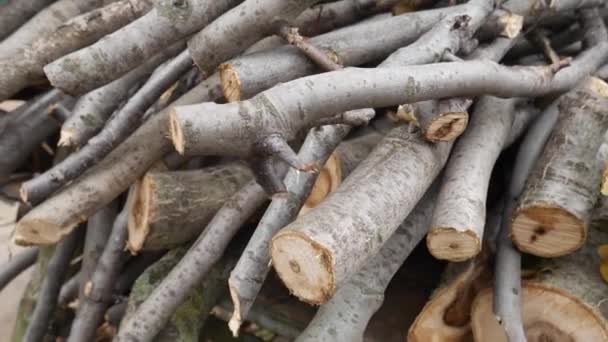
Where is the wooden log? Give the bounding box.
[472,227,608,341]
[426,97,538,262]
[127,162,253,252]
[408,257,492,342]
[511,77,608,257]
[118,246,235,342]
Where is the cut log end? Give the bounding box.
[270,230,335,305]
[511,206,585,257]
[13,218,70,245]
[425,111,469,142]
[299,151,342,215]
[169,109,185,155]
[426,228,481,262]
[219,63,242,102]
[126,177,152,254]
[58,129,75,147]
[471,283,608,342]
[498,14,524,39]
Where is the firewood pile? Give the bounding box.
[1,0,608,341]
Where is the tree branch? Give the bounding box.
[0,248,38,291]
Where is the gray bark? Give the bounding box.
[270,125,452,304]
[172,45,607,160]
[0,0,105,60]
[44,0,240,95]
[13,74,223,246]
[0,0,154,100]
[116,180,268,341]
[187,0,319,74]
[127,163,253,252]
[512,77,608,257]
[79,203,118,301]
[0,248,39,291]
[59,52,166,148]
[67,206,129,342]
[427,97,521,262]
[0,89,68,177]
[0,0,56,40]
[21,45,186,207]
[119,247,235,342]
[296,187,437,342]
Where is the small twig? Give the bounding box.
[0,248,38,291]
[23,228,83,342]
[276,22,343,71]
[67,206,130,342]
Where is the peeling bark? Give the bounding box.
[297,187,437,342]
[0,0,106,60]
[118,247,235,342]
[13,74,223,246]
[127,162,253,252]
[21,45,186,208]
[512,77,608,257]
[116,180,268,341]
[187,0,319,75]
[0,0,154,100]
[44,0,240,95]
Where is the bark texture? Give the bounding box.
[44,0,240,95]
[0,0,55,40]
[427,97,520,262]
[127,162,253,252]
[0,248,38,291]
[116,180,268,341]
[119,247,235,342]
[20,45,186,208]
[0,0,105,60]
[0,0,154,100]
[187,0,319,74]
[0,89,68,176]
[270,125,452,304]
[473,228,608,341]
[13,74,223,246]
[297,187,437,342]
[512,77,608,257]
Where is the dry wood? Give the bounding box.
[44,0,239,95]
[270,125,452,304]
[0,0,55,40]
[59,48,171,148]
[408,257,492,342]
[118,247,235,342]
[427,97,537,262]
[297,186,437,342]
[511,77,608,257]
[116,180,269,341]
[13,74,223,246]
[20,45,186,207]
[0,248,38,291]
[473,227,608,341]
[0,0,154,101]
[0,0,105,60]
[127,162,253,252]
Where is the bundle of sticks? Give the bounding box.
[1,0,608,341]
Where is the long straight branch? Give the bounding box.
[23,227,83,342]
[21,46,188,207]
[0,248,39,291]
